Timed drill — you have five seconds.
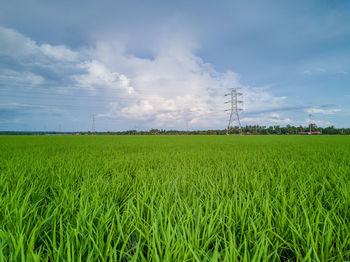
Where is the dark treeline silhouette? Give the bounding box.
[1,125,349,135]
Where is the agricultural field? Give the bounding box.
[0,135,349,261]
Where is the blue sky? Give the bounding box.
[0,0,349,131]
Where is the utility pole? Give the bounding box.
[309,113,312,134]
[92,114,96,134]
[225,88,243,135]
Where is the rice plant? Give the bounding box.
[0,135,349,261]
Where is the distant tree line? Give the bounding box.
[1,125,349,135]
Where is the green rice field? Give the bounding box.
[0,135,349,261]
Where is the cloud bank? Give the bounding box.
[0,25,313,130]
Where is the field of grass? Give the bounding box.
[0,135,349,261]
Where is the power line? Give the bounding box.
[0,100,230,121]
[0,82,185,95]
[0,91,177,102]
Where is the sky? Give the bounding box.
[0,0,349,131]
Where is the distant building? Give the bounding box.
[298,131,321,135]
[310,131,321,135]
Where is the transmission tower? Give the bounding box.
[308,113,312,134]
[225,88,243,135]
[92,114,96,133]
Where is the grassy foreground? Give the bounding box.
[0,135,349,261]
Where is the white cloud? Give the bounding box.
[270,113,280,118]
[0,25,291,129]
[0,102,63,114]
[73,60,135,93]
[82,40,290,128]
[305,118,333,127]
[40,44,78,61]
[0,69,44,86]
[0,25,82,93]
[305,108,341,115]
[0,26,38,57]
[303,68,326,75]
[0,26,78,62]
[241,116,293,126]
[338,71,349,76]
[304,68,350,77]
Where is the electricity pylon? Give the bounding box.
[308,113,312,134]
[92,114,96,133]
[225,88,243,135]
